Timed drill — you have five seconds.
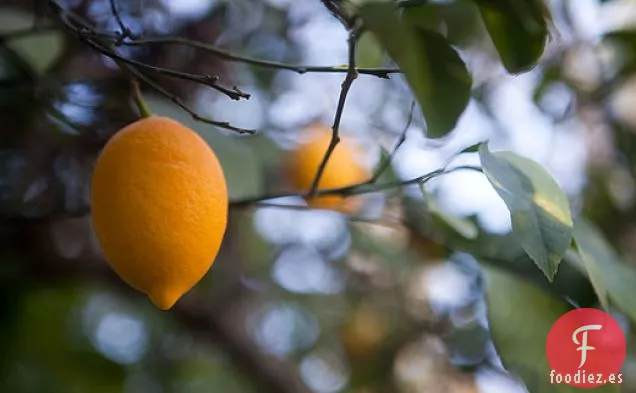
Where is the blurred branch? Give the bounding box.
[6,223,312,393]
[308,29,360,197]
[175,302,313,393]
[368,100,416,184]
[117,37,400,79]
[107,0,129,38]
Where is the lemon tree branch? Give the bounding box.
[76,27,250,101]
[115,37,400,79]
[231,165,482,208]
[49,0,250,101]
[47,0,255,134]
[123,63,256,133]
[368,100,416,184]
[307,28,360,197]
[107,0,132,40]
[4,224,312,393]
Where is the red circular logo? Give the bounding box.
[546,308,626,388]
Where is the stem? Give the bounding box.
[131,79,152,119]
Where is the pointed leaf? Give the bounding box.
[573,218,636,324]
[456,141,483,154]
[359,2,472,138]
[0,9,64,75]
[473,0,552,73]
[572,220,611,311]
[478,144,573,281]
[484,266,618,393]
[356,31,386,68]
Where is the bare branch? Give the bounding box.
[49,0,250,101]
[122,63,255,134]
[108,0,128,38]
[84,35,250,100]
[117,37,400,79]
[307,30,360,197]
[230,165,483,208]
[7,224,312,393]
[368,100,416,184]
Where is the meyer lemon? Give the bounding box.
[90,116,228,310]
[287,123,370,213]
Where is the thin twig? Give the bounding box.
[108,0,127,38]
[117,37,400,79]
[50,0,250,101]
[253,203,315,211]
[83,35,250,100]
[122,63,255,134]
[307,29,360,197]
[49,0,253,133]
[368,100,416,184]
[230,165,482,208]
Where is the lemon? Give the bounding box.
[287,123,370,214]
[90,116,228,310]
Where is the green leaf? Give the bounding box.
[478,143,573,281]
[456,141,483,154]
[359,2,472,138]
[145,97,264,200]
[473,0,552,73]
[356,31,386,68]
[401,3,443,34]
[0,9,64,75]
[572,218,636,324]
[484,266,618,393]
[572,220,611,311]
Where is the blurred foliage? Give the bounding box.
[361,1,472,138]
[4,1,636,393]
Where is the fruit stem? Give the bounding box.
[131,79,152,119]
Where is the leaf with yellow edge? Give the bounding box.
[478,143,573,281]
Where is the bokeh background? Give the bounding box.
[3,0,636,392]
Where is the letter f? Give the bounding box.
[572,325,602,368]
